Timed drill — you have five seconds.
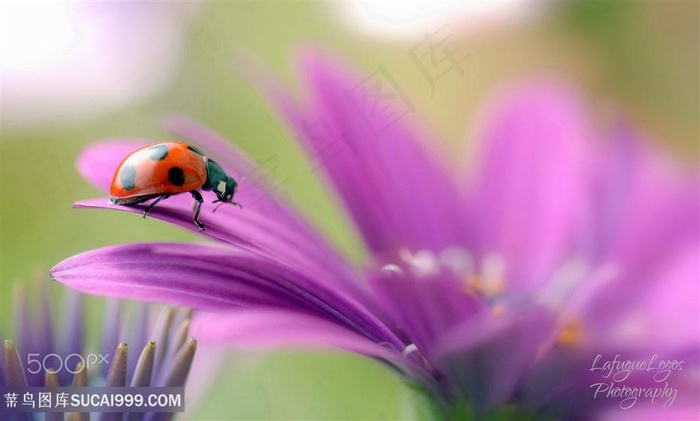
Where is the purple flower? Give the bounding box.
[1,276,197,420]
[51,52,699,418]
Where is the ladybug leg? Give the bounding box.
[190,190,205,231]
[142,194,170,218]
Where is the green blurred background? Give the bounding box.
[1,2,697,419]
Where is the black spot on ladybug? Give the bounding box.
[119,164,137,191]
[168,167,185,186]
[147,144,169,161]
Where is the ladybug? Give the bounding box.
[110,142,241,230]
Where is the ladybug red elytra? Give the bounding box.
[109,142,241,230]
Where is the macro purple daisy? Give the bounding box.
[51,52,699,419]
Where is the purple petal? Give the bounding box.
[100,299,121,378]
[433,306,555,413]
[264,51,467,257]
[569,244,700,351]
[192,308,399,360]
[50,242,405,351]
[369,270,484,359]
[468,82,589,291]
[587,122,700,270]
[595,403,700,421]
[518,346,602,417]
[73,197,375,310]
[58,289,84,385]
[125,303,150,381]
[191,309,427,380]
[52,242,326,309]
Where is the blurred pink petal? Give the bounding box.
[193,309,403,363]
[269,51,468,259]
[469,81,589,292]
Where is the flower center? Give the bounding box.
[394,246,508,300]
[556,320,583,347]
[386,247,620,350]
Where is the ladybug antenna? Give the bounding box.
[212,201,226,213]
[212,200,242,213]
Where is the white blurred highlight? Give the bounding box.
[337,0,542,40]
[1,2,78,68]
[1,1,197,129]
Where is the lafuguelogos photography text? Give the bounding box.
[589,353,684,409]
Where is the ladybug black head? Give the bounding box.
[215,178,238,203]
[205,159,242,208]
